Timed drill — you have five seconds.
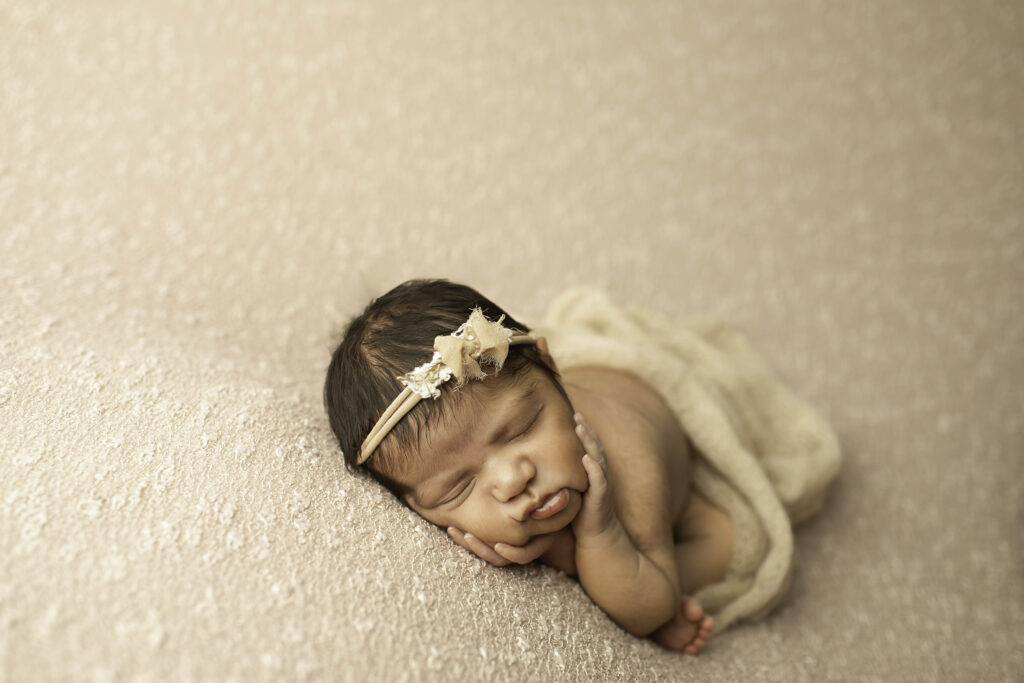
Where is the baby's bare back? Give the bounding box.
[565,366,735,593]
[560,365,695,543]
[538,364,733,652]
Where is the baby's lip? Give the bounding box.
[529,488,570,520]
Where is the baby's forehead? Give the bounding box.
[413,372,541,463]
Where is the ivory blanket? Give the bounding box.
[536,288,842,632]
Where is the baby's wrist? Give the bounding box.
[573,513,628,553]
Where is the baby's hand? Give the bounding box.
[447,526,558,567]
[571,412,619,544]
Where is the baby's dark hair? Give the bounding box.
[324,279,568,502]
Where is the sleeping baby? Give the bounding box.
[324,279,841,654]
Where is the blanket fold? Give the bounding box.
[534,288,841,632]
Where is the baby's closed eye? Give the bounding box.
[442,477,474,505]
[512,409,542,440]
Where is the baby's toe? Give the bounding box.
[682,597,704,622]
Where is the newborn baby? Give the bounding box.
[324,279,737,654]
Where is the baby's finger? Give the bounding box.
[573,420,597,451]
[493,543,535,565]
[448,527,509,567]
[574,412,598,436]
[576,454,617,537]
[573,415,607,466]
[582,453,608,495]
[494,536,546,565]
[577,436,606,479]
[464,532,511,566]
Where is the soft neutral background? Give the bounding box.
[2,1,1022,681]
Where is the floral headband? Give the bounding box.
[357,308,534,465]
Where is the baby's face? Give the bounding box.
[399,367,589,548]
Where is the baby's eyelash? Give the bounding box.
[515,408,542,439]
[445,478,473,504]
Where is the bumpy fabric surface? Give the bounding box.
[538,288,841,632]
[2,1,1022,681]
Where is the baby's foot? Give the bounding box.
[651,597,715,655]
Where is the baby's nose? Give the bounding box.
[491,453,536,502]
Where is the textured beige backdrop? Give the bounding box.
[2,1,1022,681]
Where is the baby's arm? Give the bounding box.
[446,414,682,637]
[572,414,681,637]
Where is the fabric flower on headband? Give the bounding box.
[399,308,513,398]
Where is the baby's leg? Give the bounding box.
[650,597,714,654]
[675,489,734,595]
[651,490,734,653]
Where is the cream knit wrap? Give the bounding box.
[534,288,842,632]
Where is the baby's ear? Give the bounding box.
[535,337,559,373]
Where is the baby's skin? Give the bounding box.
[397,339,732,654]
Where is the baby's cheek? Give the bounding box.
[479,524,532,548]
[496,524,532,548]
[462,512,524,547]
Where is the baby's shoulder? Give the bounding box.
[561,364,685,459]
[562,365,692,543]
